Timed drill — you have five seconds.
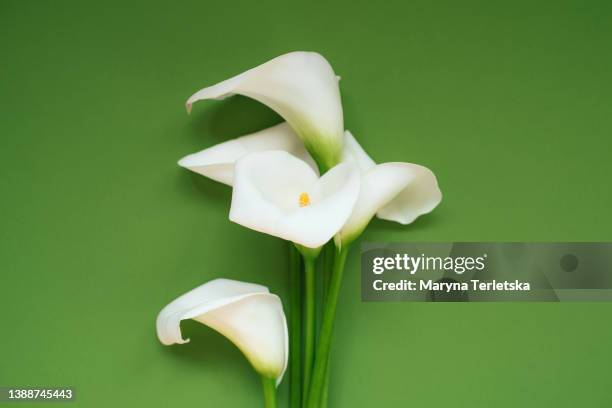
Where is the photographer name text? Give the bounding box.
[373,279,530,292]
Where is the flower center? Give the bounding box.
[298,192,311,207]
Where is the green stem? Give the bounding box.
[321,243,334,304]
[319,242,334,408]
[261,376,278,408]
[321,356,330,408]
[306,244,349,408]
[289,245,302,408]
[302,255,317,405]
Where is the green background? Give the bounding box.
[1,0,611,406]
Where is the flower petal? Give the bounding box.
[230,151,360,248]
[342,130,442,226]
[156,279,288,384]
[376,164,442,224]
[336,163,416,244]
[156,279,268,345]
[178,122,317,186]
[342,130,376,171]
[186,52,344,170]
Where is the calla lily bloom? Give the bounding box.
[178,122,318,186]
[229,150,360,249]
[156,278,288,384]
[336,131,442,245]
[178,122,441,245]
[186,51,344,170]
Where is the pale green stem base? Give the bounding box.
[261,376,278,408]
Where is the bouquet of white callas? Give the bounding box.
[156,51,442,408]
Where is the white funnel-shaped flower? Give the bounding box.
[337,131,442,245]
[156,279,288,385]
[186,52,344,170]
[178,123,318,186]
[230,151,360,249]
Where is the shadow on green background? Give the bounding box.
[1,0,611,406]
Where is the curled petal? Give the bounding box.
[178,123,317,186]
[186,52,344,169]
[230,151,360,248]
[156,279,288,384]
[336,163,417,244]
[375,164,442,224]
[342,131,442,228]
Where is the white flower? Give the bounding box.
[156,279,288,384]
[178,122,317,186]
[229,150,360,249]
[336,131,442,245]
[186,52,344,170]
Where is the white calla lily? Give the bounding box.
[156,278,288,384]
[178,122,318,186]
[186,51,344,170]
[336,131,442,245]
[230,150,360,249]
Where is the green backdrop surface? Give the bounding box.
[1,0,611,406]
